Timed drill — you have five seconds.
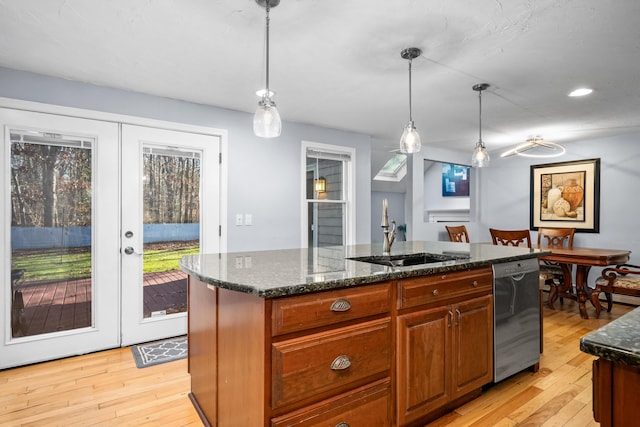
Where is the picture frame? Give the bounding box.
[442,163,470,197]
[530,158,600,232]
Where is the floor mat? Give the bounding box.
[131,336,187,368]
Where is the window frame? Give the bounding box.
[300,141,355,248]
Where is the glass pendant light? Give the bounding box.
[471,83,490,167]
[399,48,422,154]
[253,0,282,138]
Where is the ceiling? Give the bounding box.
[2,0,640,178]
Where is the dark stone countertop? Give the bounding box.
[580,306,640,367]
[179,240,548,298]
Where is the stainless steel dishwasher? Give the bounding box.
[492,258,540,382]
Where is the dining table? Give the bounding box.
[537,246,631,319]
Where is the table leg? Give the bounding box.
[547,263,573,309]
[576,265,592,319]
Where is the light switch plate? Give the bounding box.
[235,214,243,226]
[245,214,252,226]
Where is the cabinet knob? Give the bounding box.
[330,355,351,371]
[432,289,439,296]
[472,280,478,287]
[330,298,352,312]
[335,423,350,427]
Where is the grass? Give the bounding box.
[12,243,199,282]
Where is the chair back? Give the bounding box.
[537,227,575,249]
[446,225,469,243]
[489,228,532,248]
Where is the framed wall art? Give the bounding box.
[530,158,600,232]
[442,163,470,197]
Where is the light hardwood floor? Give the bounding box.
[1,299,633,427]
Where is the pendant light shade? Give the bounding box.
[254,0,281,138]
[399,48,422,154]
[471,83,490,168]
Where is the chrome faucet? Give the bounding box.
[381,198,396,255]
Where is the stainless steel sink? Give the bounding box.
[348,252,464,267]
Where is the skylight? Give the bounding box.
[374,153,407,182]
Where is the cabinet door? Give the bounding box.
[396,306,452,426]
[452,294,493,399]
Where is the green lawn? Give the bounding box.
[12,244,200,282]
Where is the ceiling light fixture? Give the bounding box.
[500,135,566,158]
[471,83,490,168]
[253,0,281,138]
[399,47,422,154]
[569,88,593,97]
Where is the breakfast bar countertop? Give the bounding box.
[580,306,640,367]
[179,240,548,298]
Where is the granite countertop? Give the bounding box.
[180,240,548,298]
[580,307,640,367]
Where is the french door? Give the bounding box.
[1,108,221,368]
[1,109,120,369]
[120,124,220,346]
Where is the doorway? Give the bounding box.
[1,109,222,368]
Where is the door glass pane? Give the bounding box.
[142,147,200,318]
[10,130,93,338]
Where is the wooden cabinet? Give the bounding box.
[188,279,392,426]
[592,358,640,427]
[188,267,494,427]
[396,268,494,426]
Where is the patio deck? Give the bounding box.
[11,270,187,338]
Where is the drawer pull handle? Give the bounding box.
[330,355,351,370]
[330,298,351,312]
[448,310,453,328]
[472,280,478,287]
[432,289,439,296]
[335,423,350,427]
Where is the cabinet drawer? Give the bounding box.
[398,267,493,309]
[272,318,391,409]
[271,378,391,427]
[272,283,391,336]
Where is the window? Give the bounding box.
[302,142,355,248]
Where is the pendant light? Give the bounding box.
[314,155,326,193]
[399,47,422,154]
[471,83,490,168]
[253,0,282,138]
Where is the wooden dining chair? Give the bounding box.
[445,225,469,243]
[489,228,532,248]
[591,263,640,318]
[537,227,575,307]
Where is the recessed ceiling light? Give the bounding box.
[569,88,593,97]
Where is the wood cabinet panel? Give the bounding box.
[270,378,391,427]
[187,277,217,424]
[398,267,493,309]
[272,318,391,409]
[453,294,493,399]
[396,306,451,426]
[592,358,640,427]
[272,283,391,336]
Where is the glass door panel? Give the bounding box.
[10,130,94,338]
[142,147,200,318]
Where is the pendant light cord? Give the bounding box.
[478,88,483,144]
[408,59,413,122]
[265,4,271,94]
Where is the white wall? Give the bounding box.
[0,67,371,252]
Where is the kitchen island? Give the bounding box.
[180,241,546,427]
[580,306,640,426]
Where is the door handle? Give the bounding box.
[123,246,141,255]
